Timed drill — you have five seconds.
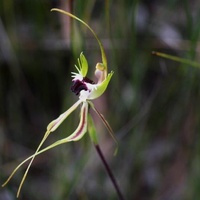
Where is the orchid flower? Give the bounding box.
[2,8,117,198]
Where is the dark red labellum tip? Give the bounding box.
[71,77,95,95]
[71,80,88,95]
[83,77,95,84]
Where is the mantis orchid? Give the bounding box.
[2,8,117,198]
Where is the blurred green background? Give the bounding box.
[1,0,200,199]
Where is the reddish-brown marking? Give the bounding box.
[71,106,87,140]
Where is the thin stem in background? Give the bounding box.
[94,144,125,200]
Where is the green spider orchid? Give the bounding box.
[2,8,116,198]
[48,52,114,141]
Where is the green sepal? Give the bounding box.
[51,8,108,72]
[88,71,114,100]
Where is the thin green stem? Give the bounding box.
[94,144,125,200]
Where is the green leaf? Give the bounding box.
[88,113,98,145]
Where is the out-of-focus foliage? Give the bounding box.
[1,0,200,200]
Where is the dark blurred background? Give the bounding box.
[1,0,200,199]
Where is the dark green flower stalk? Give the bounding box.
[2,8,124,199]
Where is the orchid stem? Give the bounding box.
[94,144,125,200]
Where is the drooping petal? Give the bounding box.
[33,103,88,151]
[32,102,88,151]
[65,101,88,141]
[2,102,88,189]
[88,71,114,100]
[1,102,89,180]
[47,99,82,132]
[2,100,82,197]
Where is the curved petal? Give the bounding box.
[65,101,88,141]
[3,102,89,173]
[2,102,88,191]
[2,100,82,197]
[88,71,114,100]
[32,102,88,151]
[51,8,108,71]
[47,99,82,132]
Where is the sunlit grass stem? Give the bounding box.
[152,51,200,68]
